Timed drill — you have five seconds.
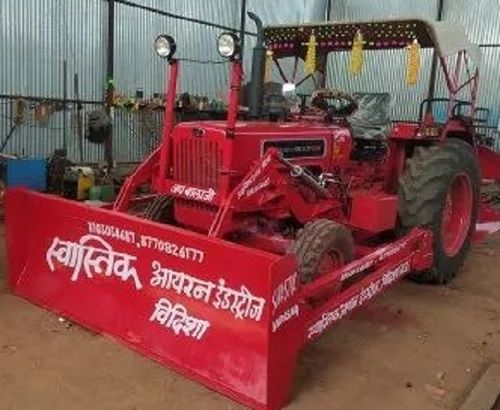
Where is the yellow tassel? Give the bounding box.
[264,50,274,83]
[305,32,317,75]
[406,39,421,86]
[350,30,364,75]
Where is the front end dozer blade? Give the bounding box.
[6,189,302,410]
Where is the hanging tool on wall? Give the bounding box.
[85,109,112,144]
[34,101,56,126]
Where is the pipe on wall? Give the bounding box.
[105,0,115,168]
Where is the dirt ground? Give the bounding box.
[1,226,500,410]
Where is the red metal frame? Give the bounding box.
[439,53,479,120]
[158,59,180,182]
[226,60,243,137]
[441,173,473,256]
[113,59,180,212]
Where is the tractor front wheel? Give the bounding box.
[398,141,479,283]
[144,195,175,224]
[289,219,354,283]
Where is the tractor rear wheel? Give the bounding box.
[144,195,175,223]
[398,141,479,284]
[289,219,354,283]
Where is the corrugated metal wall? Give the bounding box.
[0,0,105,161]
[327,0,500,127]
[441,0,500,127]
[114,0,239,97]
[243,0,327,95]
[0,0,242,163]
[327,0,438,121]
[0,0,105,99]
[1,0,499,163]
[112,0,240,162]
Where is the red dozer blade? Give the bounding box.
[6,188,456,409]
[6,188,302,410]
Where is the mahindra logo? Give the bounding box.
[192,128,205,138]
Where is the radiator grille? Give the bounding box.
[173,138,222,188]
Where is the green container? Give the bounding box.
[101,185,115,202]
[88,186,102,201]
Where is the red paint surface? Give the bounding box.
[6,189,300,410]
[441,173,473,256]
[349,191,398,233]
[5,188,439,409]
[478,144,500,181]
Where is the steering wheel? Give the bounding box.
[309,89,359,119]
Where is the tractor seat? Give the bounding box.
[348,93,391,161]
[348,93,392,141]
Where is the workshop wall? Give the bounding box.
[328,0,500,130]
[242,0,327,95]
[0,0,105,161]
[114,0,240,98]
[0,0,106,100]
[1,0,499,163]
[111,0,241,162]
[326,0,438,122]
[437,0,500,128]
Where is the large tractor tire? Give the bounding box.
[398,140,479,284]
[144,195,175,223]
[289,219,354,283]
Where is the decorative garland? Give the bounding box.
[304,31,317,74]
[350,30,364,75]
[264,50,274,83]
[406,39,421,86]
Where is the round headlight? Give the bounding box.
[155,35,176,59]
[217,33,240,59]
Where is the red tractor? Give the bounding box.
[7,14,500,410]
[116,14,483,286]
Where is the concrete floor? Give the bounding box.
[1,226,500,410]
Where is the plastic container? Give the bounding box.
[88,185,102,201]
[5,158,47,191]
[100,185,115,202]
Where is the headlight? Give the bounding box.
[217,32,240,59]
[155,35,176,59]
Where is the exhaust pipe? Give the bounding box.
[247,12,265,119]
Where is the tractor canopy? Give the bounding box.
[263,19,481,67]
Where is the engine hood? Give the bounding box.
[175,120,347,135]
[171,120,353,197]
[174,120,352,161]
